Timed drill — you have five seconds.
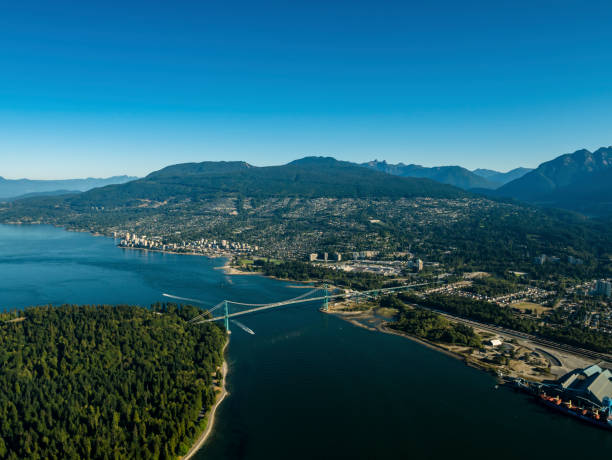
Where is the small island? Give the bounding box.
[0,304,226,460]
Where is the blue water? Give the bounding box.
[0,224,297,311]
[1,224,610,459]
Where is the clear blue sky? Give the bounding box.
[1,0,611,179]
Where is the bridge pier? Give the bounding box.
[224,300,230,333]
[323,283,329,311]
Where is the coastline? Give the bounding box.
[2,223,314,286]
[330,310,484,371]
[120,244,230,259]
[181,340,230,460]
[217,259,316,286]
[327,308,562,382]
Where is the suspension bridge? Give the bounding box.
[164,281,437,333]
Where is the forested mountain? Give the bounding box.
[493,147,612,216]
[0,304,225,460]
[0,157,464,214]
[361,160,495,189]
[0,175,137,200]
[472,167,532,187]
[66,157,464,207]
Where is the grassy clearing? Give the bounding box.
[511,301,550,316]
[374,307,399,318]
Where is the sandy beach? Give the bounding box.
[181,342,229,460]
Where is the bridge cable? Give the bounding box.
[225,288,320,308]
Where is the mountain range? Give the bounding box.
[490,147,612,216]
[0,175,138,201]
[63,157,465,209]
[361,161,532,190]
[3,146,611,217]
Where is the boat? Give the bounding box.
[538,392,612,431]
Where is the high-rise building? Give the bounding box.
[416,258,423,272]
[595,280,612,298]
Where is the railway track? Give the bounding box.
[420,306,612,363]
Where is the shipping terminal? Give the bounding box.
[512,364,612,431]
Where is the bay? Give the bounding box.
[0,224,610,459]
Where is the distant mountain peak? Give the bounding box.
[362,160,495,190]
[0,175,138,201]
[493,146,612,216]
[146,161,253,179]
[472,167,533,186]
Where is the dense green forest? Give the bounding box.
[0,157,462,212]
[398,293,612,353]
[379,296,481,347]
[0,304,226,460]
[464,276,520,297]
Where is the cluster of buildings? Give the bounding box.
[118,233,257,255]
[306,248,424,276]
[352,251,379,260]
[533,254,584,265]
[335,259,423,277]
[432,280,554,308]
[308,252,342,262]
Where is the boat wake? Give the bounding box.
[231,319,255,335]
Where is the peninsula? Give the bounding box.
[0,304,226,459]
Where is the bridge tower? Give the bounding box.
[224,300,230,333]
[323,283,329,311]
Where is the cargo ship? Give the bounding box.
[509,378,612,432]
[538,392,612,431]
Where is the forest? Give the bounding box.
[399,292,612,353]
[0,303,225,460]
[380,295,481,347]
[464,276,521,297]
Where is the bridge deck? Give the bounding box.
[194,282,434,323]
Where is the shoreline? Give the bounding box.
[327,308,560,382]
[218,259,316,286]
[181,340,230,460]
[119,244,235,260]
[330,310,487,372]
[2,222,315,286]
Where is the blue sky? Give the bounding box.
[1,1,611,179]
